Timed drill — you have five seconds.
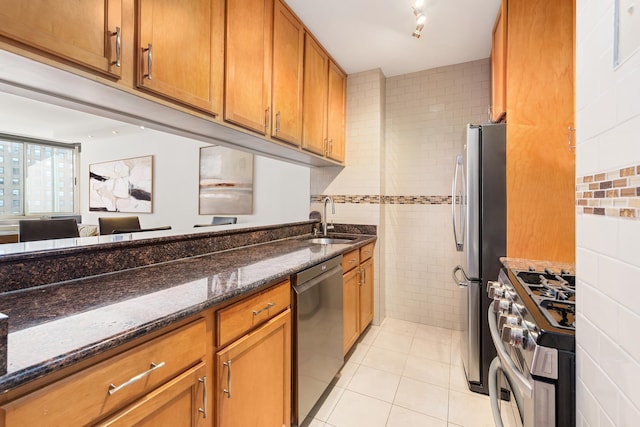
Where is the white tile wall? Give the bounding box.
[576,0,640,425]
[311,60,491,330]
[311,68,386,324]
[383,59,490,328]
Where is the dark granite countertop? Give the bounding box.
[0,232,376,394]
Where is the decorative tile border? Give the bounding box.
[576,165,640,219]
[311,195,453,205]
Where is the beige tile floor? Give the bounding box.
[304,317,514,427]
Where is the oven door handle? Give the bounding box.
[488,306,533,399]
[488,357,505,427]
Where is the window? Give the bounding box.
[0,137,77,216]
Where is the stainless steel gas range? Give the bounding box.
[487,267,576,427]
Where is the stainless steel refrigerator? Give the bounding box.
[451,123,506,395]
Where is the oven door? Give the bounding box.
[489,356,524,427]
[488,306,533,427]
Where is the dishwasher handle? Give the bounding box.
[294,264,342,295]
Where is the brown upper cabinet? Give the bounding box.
[499,0,576,262]
[0,0,347,166]
[327,61,347,163]
[490,0,506,123]
[137,0,224,115]
[271,0,304,146]
[302,35,346,163]
[301,35,329,157]
[224,0,274,135]
[0,0,123,78]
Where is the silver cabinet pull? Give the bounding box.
[144,43,153,80]
[223,360,232,398]
[357,269,362,286]
[276,111,281,132]
[252,302,275,316]
[265,107,270,130]
[111,26,121,67]
[362,267,366,285]
[328,138,333,154]
[108,361,165,395]
[324,138,328,156]
[198,376,207,418]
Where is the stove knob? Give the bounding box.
[498,313,520,330]
[489,287,505,299]
[487,281,504,298]
[502,325,525,348]
[493,298,511,313]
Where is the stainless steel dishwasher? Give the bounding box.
[292,255,343,426]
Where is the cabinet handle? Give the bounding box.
[328,138,333,154]
[360,267,366,285]
[265,107,270,130]
[276,111,281,133]
[324,138,328,156]
[223,360,232,398]
[568,126,576,150]
[144,43,153,80]
[111,26,121,67]
[253,302,275,316]
[108,361,165,395]
[198,376,207,418]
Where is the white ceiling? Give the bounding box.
[285,0,501,77]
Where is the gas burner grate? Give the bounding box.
[539,300,576,329]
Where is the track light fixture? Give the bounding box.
[411,0,426,38]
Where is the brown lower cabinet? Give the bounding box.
[96,362,208,427]
[0,279,293,427]
[0,318,210,426]
[342,243,375,356]
[215,310,291,427]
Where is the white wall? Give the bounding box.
[310,60,490,330]
[384,59,490,329]
[311,68,386,324]
[80,128,310,233]
[575,0,640,425]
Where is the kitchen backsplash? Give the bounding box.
[576,164,640,219]
[310,195,452,205]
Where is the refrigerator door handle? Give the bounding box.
[451,154,465,251]
[452,265,471,288]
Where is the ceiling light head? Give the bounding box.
[413,0,425,10]
[416,13,427,25]
[412,23,424,38]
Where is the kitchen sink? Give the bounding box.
[307,237,354,245]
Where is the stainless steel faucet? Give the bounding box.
[322,196,335,236]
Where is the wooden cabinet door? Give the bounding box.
[216,310,291,427]
[491,0,507,122]
[137,0,223,114]
[224,0,273,134]
[326,61,346,163]
[95,363,208,427]
[505,0,575,262]
[271,0,304,146]
[358,258,374,332]
[301,35,329,156]
[343,268,360,356]
[0,0,122,77]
